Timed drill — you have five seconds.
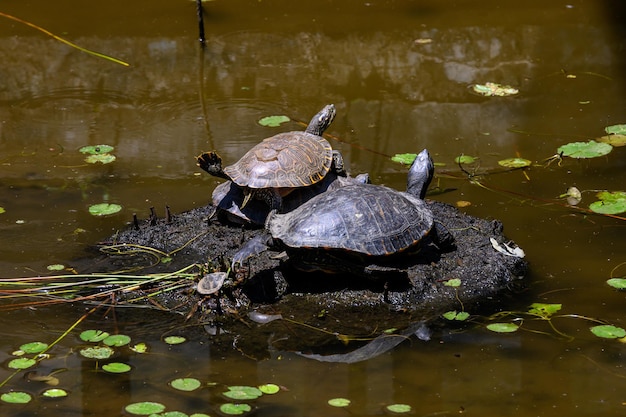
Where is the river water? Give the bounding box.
[1,0,625,415]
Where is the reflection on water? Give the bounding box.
[1,0,626,415]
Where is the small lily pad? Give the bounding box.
[125,401,166,415]
[443,311,469,321]
[130,343,148,353]
[170,378,202,392]
[444,278,461,287]
[19,341,49,354]
[589,191,626,215]
[528,303,562,318]
[328,398,351,407]
[220,403,252,415]
[454,155,477,164]
[103,334,131,347]
[607,278,626,289]
[102,362,131,373]
[391,153,417,165]
[386,403,412,413]
[0,207,5,214]
[604,124,626,135]
[1,391,32,404]
[80,329,110,342]
[164,336,186,345]
[46,264,65,271]
[89,203,122,217]
[590,324,626,339]
[486,323,519,333]
[80,144,114,155]
[8,358,37,370]
[598,134,626,147]
[471,82,519,97]
[223,386,263,400]
[85,153,116,164]
[258,383,280,394]
[258,115,290,127]
[79,346,114,360]
[41,388,68,398]
[498,157,531,168]
[557,140,613,159]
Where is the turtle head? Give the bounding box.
[406,149,434,199]
[305,104,336,136]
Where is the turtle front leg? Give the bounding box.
[196,151,230,180]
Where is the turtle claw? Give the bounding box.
[197,151,229,179]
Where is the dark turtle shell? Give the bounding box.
[268,183,434,257]
[223,132,333,190]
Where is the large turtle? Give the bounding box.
[197,104,344,210]
[232,149,455,276]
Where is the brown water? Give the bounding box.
[1,0,626,415]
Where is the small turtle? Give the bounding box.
[232,149,454,276]
[211,172,370,226]
[197,104,344,210]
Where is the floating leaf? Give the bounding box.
[528,303,561,318]
[223,386,263,400]
[486,323,519,333]
[557,140,612,159]
[46,264,65,271]
[85,153,116,164]
[219,403,252,415]
[590,325,626,339]
[598,134,626,147]
[79,346,114,360]
[125,401,166,415]
[130,342,148,353]
[386,404,412,413]
[471,82,518,97]
[589,191,626,215]
[89,203,122,216]
[41,388,68,398]
[444,278,461,287]
[258,115,290,127]
[560,186,582,205]
[456,200,471,208]
[1,391,32,404]
[170,378,202,392]
[328,398,351,407]
[8,358,37,370]
[0,207,5,214]
[498,158,531,168]
[164,336,186,345]
[443,311,470,321]
[607,278,626,290]
[454,155,477,164]
[604,124,626,135]
[102,362,131,373]
[80,329,110,342]
[103,334,131,347]
[160,412,188,417]
[190,414,212,417]
[79,144,115,155]
[391,153,417,165]
[20,341,49,354]
[258,384,280,395]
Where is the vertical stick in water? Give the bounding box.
[196,0,206,46]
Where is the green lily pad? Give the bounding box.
[604,124,626,135]
[471,82,519,97]
[89,203,122,217]
[590,325,626,339]
[454,155,477,164]
[102,362,131,373]
[130,342,148,353]
[386,403,412,413]
[8,358,37,370]
[391,153,417,165]
[125,401,166,415]
[164,336,186,345]
[170,378,202,392]
[46,264,65,271]
[498,157,531,168]
[80,144,115,155]
[557,140,613,159]
[19,341,49,354]
[0,207,5,214]
[486,323,519,333]
[328,398,351,407]
[443,311,469,321]
[103,334,131,347]
[80,329,110,342]
[598,134,626,147]
[589,191,626,215]
[444,278,461,287]
[79,346,114,360]
[160,412,188,417]
[528,303,562,318]
[85,153,116,164]
[258,115,290,127]
[607,278,626,289]
[1,391,32,404]
[223,386,263,400]
[190,414,211,417]
[219,403,252,415]
[258,383,280,394]
[41,388,68,398]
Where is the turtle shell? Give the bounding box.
[223,132,333,189]
[268,183,434,257]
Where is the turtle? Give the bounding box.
[211,172,371,226]
[196,104,344,211]
[232,149,455,276]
